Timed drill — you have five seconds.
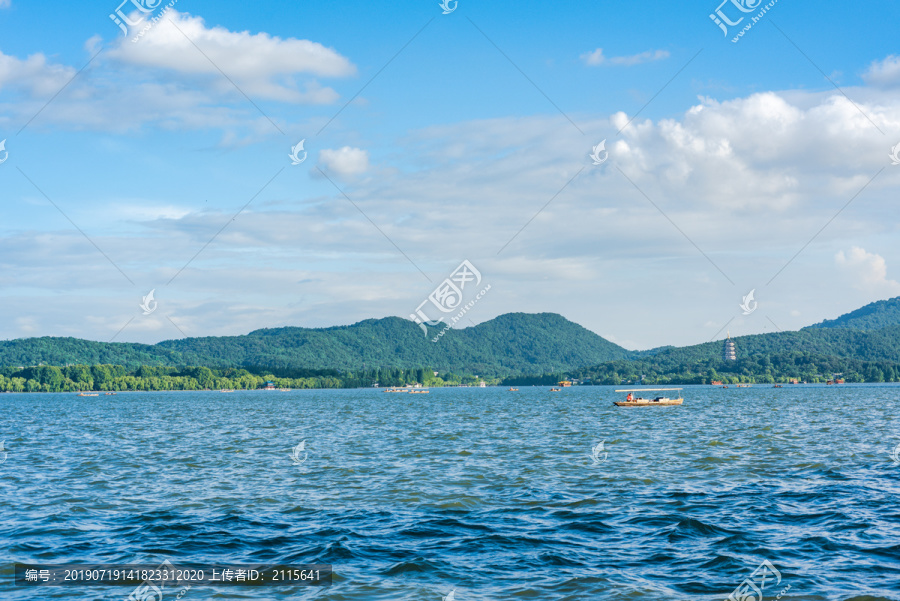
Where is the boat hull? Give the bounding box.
[614,398,683,407]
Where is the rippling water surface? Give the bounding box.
[2,385,900,600]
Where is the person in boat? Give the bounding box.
[626,392,634,401]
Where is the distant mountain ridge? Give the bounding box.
[1,298,899,376]
[0,313,629,376]
[806,296,900,331]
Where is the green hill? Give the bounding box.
[0,313,629,377]
[633,326,900,366]
[0,337,181,368]
[3,300,900,388]
[806,296,900,331]
[566,319,900,386]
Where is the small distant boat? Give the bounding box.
[219,389,235,393]
[508,388,519,391]
[558,381,572,387]
[279,388,291,392]
[408,389,429,394]
[614,388,683,407]
[736,384,751,388]
[383,388,405,393]
[711,380,723,386]
[550,387,561,392]
[773,384,783,388]
[105,392,117,396]
[77,393,99,397]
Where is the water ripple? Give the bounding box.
[1,385,899,599]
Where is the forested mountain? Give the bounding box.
[2,298,899,386]
[562,327,900,386]
[0,313,628,377]
[634,325,900,366]
[551,299,900,386]
[0,337,180,368]
[806,296,900,331]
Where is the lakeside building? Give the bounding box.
[723,334,737,361]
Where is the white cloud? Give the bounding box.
[835,247,900,296]
[862,55,900,87]
[581,48,669,66]
[105,10,355,103]
[0,50,76,97]
[0,12,358,134]
[317,146,370,177]
[5,52,900,347]
[608,90,898,210]
[14,317,36,334]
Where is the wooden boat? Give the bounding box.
[508,388,519,391]
[383,388,405,393]
[613,388,683,407]
[773,384,783,388]
[550,388,561,392]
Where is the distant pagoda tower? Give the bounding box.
[723,333,737,361]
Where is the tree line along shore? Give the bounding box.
[2,352,899,393]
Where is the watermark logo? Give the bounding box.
[140,289,158,315]
[289,140,308,165]
[710,0,777,42]
[0,139,8,165]
[740,289,757,315]
[590,140,608,165]
[0,441,6,464]
[591,441,607,464]
[439,0,457,14]
[110,0,180,42]
[410,260,491,341]
[890,442,900,465]
[726,559,788,601]
[291,440,308,465]
[110,0,161,35]
[442,590,455,601]
[890,143,900,166]
[125,559,174,601]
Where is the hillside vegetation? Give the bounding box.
[0,313,628,377]
[3,298,899,390]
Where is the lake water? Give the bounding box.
[1,385,899,600]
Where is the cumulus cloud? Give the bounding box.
[105,10,355,103]
[581,48,669,66]
[862,55,900,87]
[5,51,900,346]
[0,50,76,97]
[835,247,900,295]
[608,90,897,210]
[317,146,370,177]
[0,12,358,133]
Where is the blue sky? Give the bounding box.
[1,0,899,349]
